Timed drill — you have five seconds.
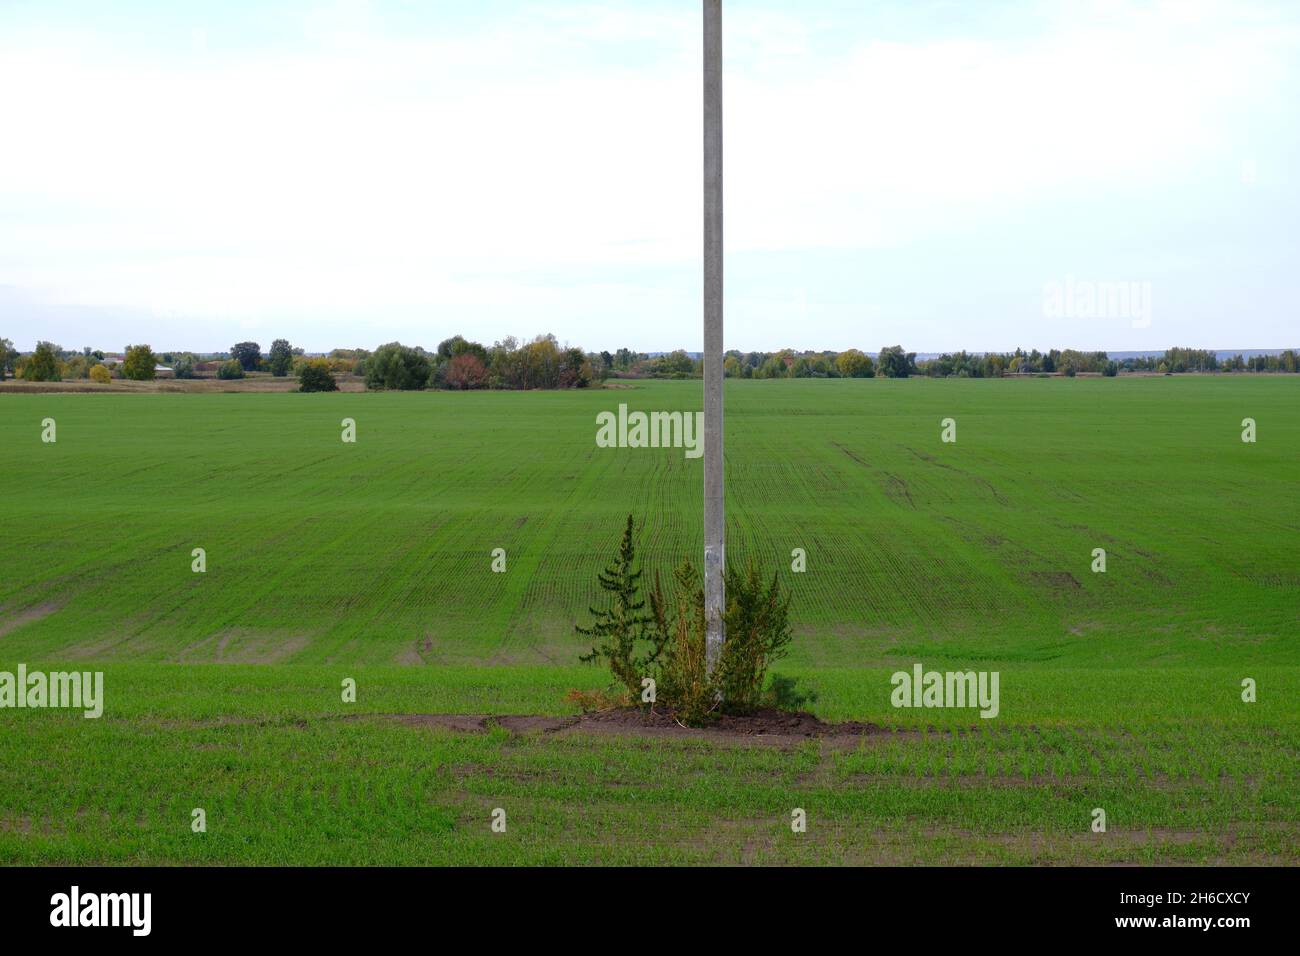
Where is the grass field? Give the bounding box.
[2,377,1298,864]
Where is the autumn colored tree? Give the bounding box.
[836,349,875,378]
[297,358,338,392]
[444,353,488,390]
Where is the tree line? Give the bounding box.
[4,336,1296,387]
[0,339,305,384]
[0,333,600,392]
[354,334,596,391]
[596,345,1300,379]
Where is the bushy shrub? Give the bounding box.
[576,515,798,726]
[217,359,245,380]
[89,363,112,384]
[172,354,196,379]
[715,563,793,710]
[365,342,430,390]
[649,558,794,720]
[651,560,717,725]
[298,358,338,392]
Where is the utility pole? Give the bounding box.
[702,0,724,673]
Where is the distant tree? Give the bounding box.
[231,341,262,372]
[520,334,561,388]
[876,345,916,378]
[436,335,462,360]
[558,346,593,388]
[64,354,89,379]
[836,348,874,378]
[1159,346,1216,373]
[444,353,489,390]
[653,349,697,378]
[437,335,489,364]
[22,341,62,381]
[0,337,16,380]
[122,344,157,381]
[487,337,523,387]
[1103,360,1119,377]
[89,363,112,384]
[298,358,338,392]
[217,359,246,380]
[268,338,293,376]
[326,348,368,376]
[365,342,430,390]
[173,354,196,379]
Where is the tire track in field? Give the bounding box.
[490,441,616,660]
[904,446,1009,507]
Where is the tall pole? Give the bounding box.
[703,0,725,673]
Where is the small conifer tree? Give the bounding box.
[575,514,663,696]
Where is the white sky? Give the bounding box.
[1,0,1297,353]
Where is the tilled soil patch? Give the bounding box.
[379,707,894,746]
[579,705,883,737]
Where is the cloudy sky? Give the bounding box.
[2,0,1297,354]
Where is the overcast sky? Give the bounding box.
[2,0,1297,354]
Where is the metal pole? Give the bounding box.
[703,0,724,674]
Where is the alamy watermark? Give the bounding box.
[890,662,999,718]
[50,886,150,936]
[1043,275,1152,329]
[0,665,104,718]
[596,404,703,459]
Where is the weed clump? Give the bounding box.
[573,515,808,726]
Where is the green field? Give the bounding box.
[2,377,1298,864]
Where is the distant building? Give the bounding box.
[100,356,173,378]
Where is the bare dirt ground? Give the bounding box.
[0,601,64,638]
[378,707,898,747]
